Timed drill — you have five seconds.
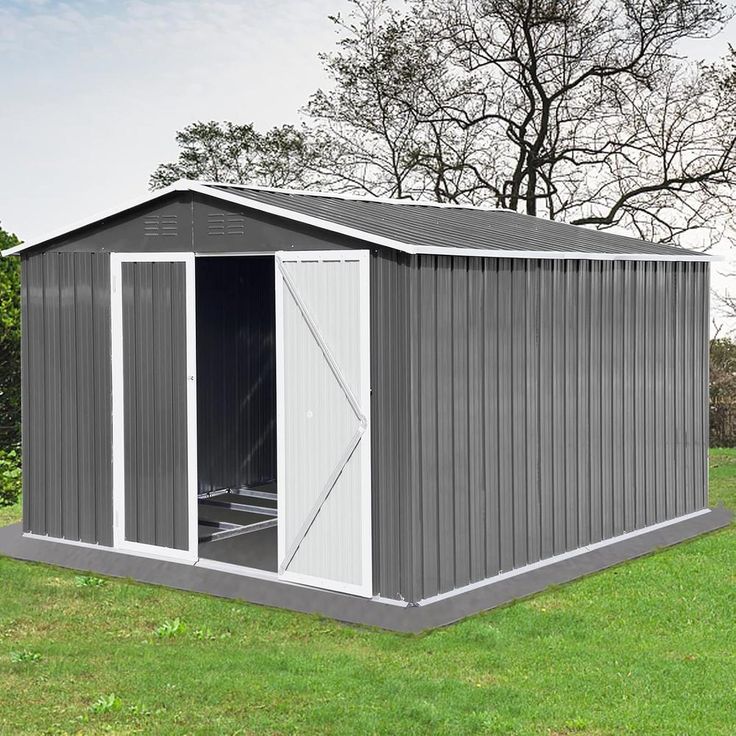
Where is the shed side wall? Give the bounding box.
[400,256,709,602]
[22,251,113,544]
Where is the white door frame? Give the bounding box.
[275,250,373,597]
[110,252,198,563]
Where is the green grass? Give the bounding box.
[1,453,735,735]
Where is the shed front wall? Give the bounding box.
[377,255,710,603]
[19,197,370,552]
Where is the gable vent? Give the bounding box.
[208,212,246,236]
[144,214,178,237]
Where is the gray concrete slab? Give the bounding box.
[0,506,730,633]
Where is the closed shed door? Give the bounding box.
[111,254,197,561]
[275,251,372,597]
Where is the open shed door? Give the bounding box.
[111,254,198,562]
[275,251,372,597]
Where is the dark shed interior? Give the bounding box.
[195,255,278,571]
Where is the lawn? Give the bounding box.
[1,454,735,735]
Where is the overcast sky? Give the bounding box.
[2,0,735,324]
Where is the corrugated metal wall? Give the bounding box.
[121,261,189,550]
[372,255,710,602]
[21,251,113,544]
[196,256,276,492]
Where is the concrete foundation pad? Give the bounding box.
[0,506,730,633]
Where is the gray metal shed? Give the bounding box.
[1,180,728,629]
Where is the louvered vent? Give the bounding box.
[207,212,246,236]
[143,214,178,237]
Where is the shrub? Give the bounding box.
[0,446,21,506]
[710,338,736,447]
[0,228,21,449]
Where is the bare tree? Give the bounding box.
[309,0,736,243]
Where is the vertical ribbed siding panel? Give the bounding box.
[701,264,710,508]
[93,255,113,545]
[483,262,501,577]
[623,262,636,531]
[436,257,455,592]
[551,263,566,553]
[171,264,189,551]
[44,254,62,538]
[418,256,439,598]
[467,258,486,582]
[497,261,514,570]
[599,262,614,540]
[20,259,30,533]
[609,262,626,536]
[407,252,423,604]
[654,263,667,522]
[60,255,79,540]
[588,262,603,543]
[370,250,414,600]
[633,264,646,529]
[23,255,48,534]
[452,263,470,587]
[576,263,591,546]
[683,263,695,514]
[511,261,528,568]
[75,254,95,543]
[564,263,579,550]
[396,256,709,603]
[643,264,657,527]
[673,263,685,518]
[22,251,112,544]
[538,262,554,557]
[526,263,540,563]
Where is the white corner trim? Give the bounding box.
[415,508,713,607]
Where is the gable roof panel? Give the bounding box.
[1,180,714,261]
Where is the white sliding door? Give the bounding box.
[275,251,372,597]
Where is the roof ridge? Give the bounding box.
[196,180,498,211]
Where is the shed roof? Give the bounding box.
[2,180,714,261]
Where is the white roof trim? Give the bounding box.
[1,180,717,262]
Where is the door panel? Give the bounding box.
[112,254,197,561]
[276,251,372,597]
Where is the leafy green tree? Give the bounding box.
[0,226,20,447]
[150,121,324,190]
[0,225,21,505]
